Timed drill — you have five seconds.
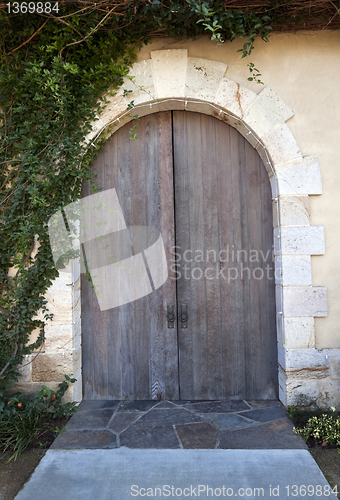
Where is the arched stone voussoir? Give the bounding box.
[273,194,310,228]
[121,59,157,106]
[261,123,302,166]
[242,87,294,139]
[151,49,188,99]
[275,155,323,196]
[214,77,257,119]
[185,56,227,102]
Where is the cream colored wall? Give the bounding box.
[136,31,340,349]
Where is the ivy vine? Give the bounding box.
[0,0,329,391]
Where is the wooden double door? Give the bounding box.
[81,111,278,401]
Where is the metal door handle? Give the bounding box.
[180,305,188,328]
[167,305,175,328]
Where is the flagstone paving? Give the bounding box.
[52,399,307,450]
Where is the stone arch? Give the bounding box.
[72,49,327,406]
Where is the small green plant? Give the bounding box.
[0,375,78,461]
[293,407,340,448]
[128,113,140,141]
[247,62,263,85]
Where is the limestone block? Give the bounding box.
[329,350,340,380]
[18,357,32,383]
[97,88,129,127]
[275,155,322,195]
[286,379,319,407]
[318,379,340,408]
[273,195,310,228]
[284,317,315,349]
[32,353,73,382]
[273,226,325,255]
[262,124,302,166]
[280,347,329,378]
[9,382,61,398]
[44,323,73,353]
[123,59,156,106]
[85,116,105,143]
[41,291,73,322]
[280,255,312,286]
[282,287,327,317]
[214,78,257,118]
[185,57,227,102]
[243,87,294,138]
[48,272,73,292]
[151,49,188,99]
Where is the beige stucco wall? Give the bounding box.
[135,31,340,349]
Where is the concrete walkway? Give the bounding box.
[14,401,332,499]
[15,448,331,499]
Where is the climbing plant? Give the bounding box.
[0,0,339,390]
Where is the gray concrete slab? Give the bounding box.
[15,448,332,500]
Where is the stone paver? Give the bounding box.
[65,408,115,430]
[218,418,306,449]
[135,408,203,427]
[181,400,250,413]
[237,406,287,422]
[200,412,257,431]
[51,430,117,449]
[108,411,142,433]
[117,400,159,412]
[120,424,180,448]
[52,399,307,450]
[175,422,219,449]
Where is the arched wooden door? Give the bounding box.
[81,111,278,400]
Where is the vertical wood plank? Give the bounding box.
[159,111,179,399]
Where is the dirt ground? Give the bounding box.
[310,448,340,492]
[0,449,46,500]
